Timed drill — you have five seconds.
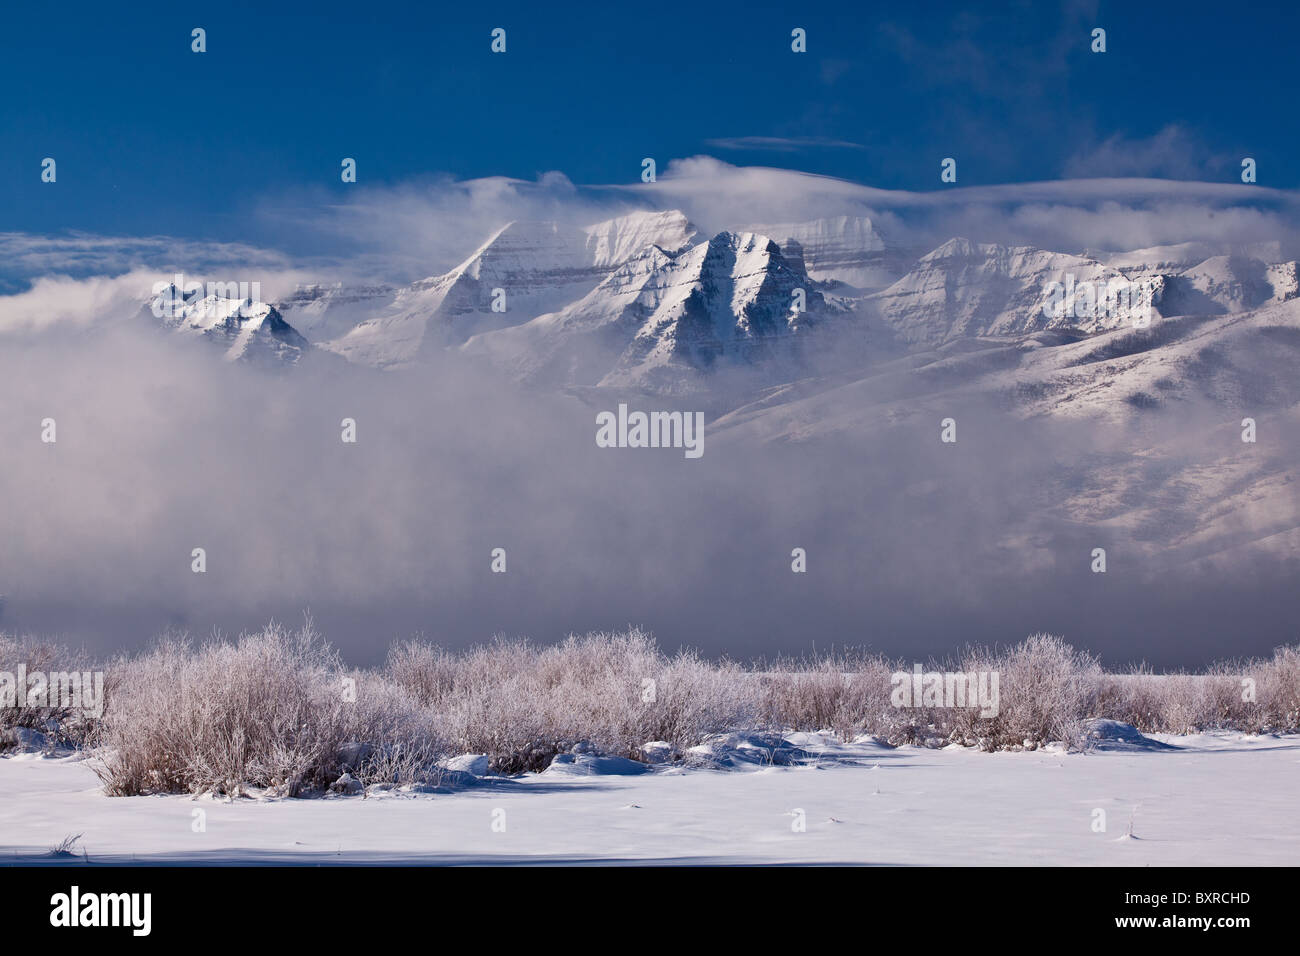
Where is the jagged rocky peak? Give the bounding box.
[460,226,835,393]
[593,229,834,391]
[743,215,892,289]
[687,230,821,329]
[148,283,309,366]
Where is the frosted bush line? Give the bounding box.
[1,626,1297,797]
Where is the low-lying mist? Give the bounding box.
[1,313,1297,670]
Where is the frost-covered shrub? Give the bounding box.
[756,653,901,742]
[949,634,1100,750]
[94,621,441,796]
[1092,650,1300,736]
[1257,645,1300,732]
[3,622,1296,796]
[0,634,105,750]
[388,628,756,773]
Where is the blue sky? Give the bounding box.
[2,0,1296,246]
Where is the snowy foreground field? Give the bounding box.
[4,728,1297,866]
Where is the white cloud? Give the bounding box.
[0,233,295,283]
[3,157,1297,336]
[1062,125,1228,180]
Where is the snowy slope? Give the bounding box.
[1102,240,1284,274]
[584,209,697,269]
[274,283,398,343]
[323,211,697,368]
[1157,255,1300,316]
[869,238,1158,346]
[710,296,1300,436]
[702,292,1300,566]
[460,243,683,387]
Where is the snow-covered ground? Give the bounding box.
[3,730,1297,865]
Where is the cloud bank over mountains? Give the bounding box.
[8,157,1296,294]
[3,160,1299,667]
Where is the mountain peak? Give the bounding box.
[584,209,697,267]
[920,237,983,261]
[148,289,309,366]
[873,239,1151,345]
[742,215,893,289]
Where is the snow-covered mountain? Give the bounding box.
[1156,255,1299,316]
[275,283,397,343]
[703,290,1300,568]
[318,210,697,368]
[462,229,839,392]
[22,205,1300,568]
[150,285,310,366]
[741,215,901,290]
[1100,240,1285,274]
[253,212,1299,418]
[598,231,835,391]
[867,238,1161,346]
